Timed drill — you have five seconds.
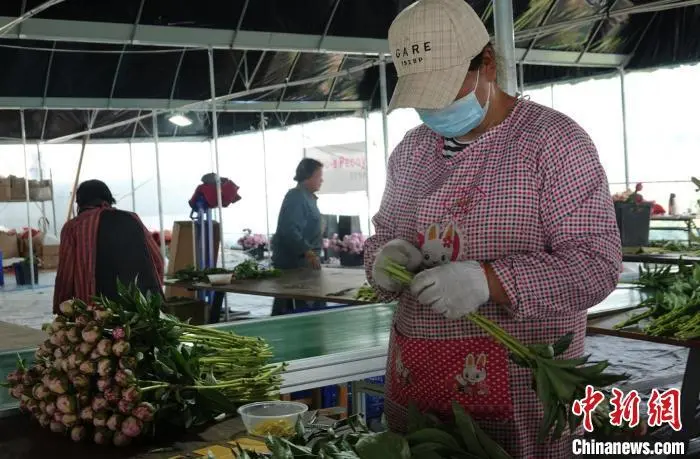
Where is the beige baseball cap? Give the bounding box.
[388,0,490,111]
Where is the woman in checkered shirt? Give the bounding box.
[363,1,622,457]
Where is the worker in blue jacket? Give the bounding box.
[270,158,325,315]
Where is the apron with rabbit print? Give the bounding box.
[386,182,514,421]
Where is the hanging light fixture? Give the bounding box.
[168,113,192,127]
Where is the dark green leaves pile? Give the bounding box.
[615,263,700,339]
[172,261,280,283]
[233,402,512,458]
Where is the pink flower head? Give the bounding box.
[112,327,126,340]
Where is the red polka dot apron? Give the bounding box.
[387,330,513,421]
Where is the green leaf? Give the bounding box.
[196,387,239,415]
[354,431,411,459]
[451,402,488,458]
[295,415,306,438]
[265,436,294,459]
[405,428,461,450]
[552,333,574,356]
[406,403,427,433]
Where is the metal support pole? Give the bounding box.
[20,110,35,287]
[363,110,372,236]
[619,68,630,189]
[518,62,525,95]
[49,169,57,237]
[378,55,390,166]
[36,144,47,231]
[151,112,167,263]
[493,0,518,96]
[128,141,136,212]
[207,46,229,321]
[260,112,271,242]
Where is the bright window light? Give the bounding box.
[168,114,192,127]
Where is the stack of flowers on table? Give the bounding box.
[238,229,268,260]
[327,233,366,266]
[612,182,665,216]
[3,282,284,447]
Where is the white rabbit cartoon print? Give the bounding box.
[455,353,489,396]
[417,222,462,268]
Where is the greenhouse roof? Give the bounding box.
[0,0,698,141]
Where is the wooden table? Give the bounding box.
[169,267,373,323]
[588,308,700,449]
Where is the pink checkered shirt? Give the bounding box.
[364,99,622,458]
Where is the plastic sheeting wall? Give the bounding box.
[1,62,700,246]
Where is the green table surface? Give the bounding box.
[212,303,396,363]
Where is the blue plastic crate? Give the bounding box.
[347,376,386,421]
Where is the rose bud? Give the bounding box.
[93,411,108,427]
[10,385,23,400]
[38,413,51,428]
[49,334,62,347]
[22,372,35,386]
[104,387,121,404]
[52,317,67,329]
[97,358,113,377]
[50,377,69,394]
[79,360,96,375]
[54,329,67,345]
[58,300,75,317]
[132,402,155,423]
[78,342,93,355]
[27,399,40,415]
[106,413,123,431]
[94,308,112,323]
[56,395,77,414]
[66,327,82,344]
[90,348,102,361]
[75,315,90,327]
[61,413,78,428]
[33,362,46,374]
[113,431,133,447]
[119,356,138,371]
[81,323,102,344]
[114,369,134,387]
[45,402,57,416]
[31,383,43,400]
[112,340,131,358]
[91,395,108,412]
[72,373,90,390]
[93,427,113,445]
[79,406,94,421]
[53,411,63,422]
[112,327,126,340]
[77,393,90,407]
[121,386,141,404]
[70,425,87,442]
[7,369,23,385]
[50,421,65,433]
[42,322,54,335]
[117,399,135,415]
[39,400,47,412]
[60,358,70,373]
[96,378,111,392]
[96,339,113,357]
[53,347,64,360]
[120,416,143,438]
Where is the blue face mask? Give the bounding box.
[417,71,491,138]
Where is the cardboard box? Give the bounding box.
[42,244,59,269]
[19,234,43,258]
[0,231,19,259]
[10,176,26,201]
[0,177,11,201]
[165,221,220,300]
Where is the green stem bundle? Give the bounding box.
[381,260,628,442]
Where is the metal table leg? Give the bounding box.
[208,291,225,324]
[670,347,700,449]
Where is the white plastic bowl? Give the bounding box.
[237,401,308,437]
[207,273,232,285]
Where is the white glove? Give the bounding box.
[371,239,423,292]
[410,261,490,319]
